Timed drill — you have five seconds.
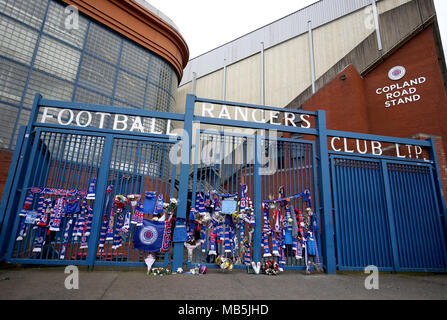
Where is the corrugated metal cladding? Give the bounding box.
[180,0,380,86]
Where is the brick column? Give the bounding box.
[411,134,447,206]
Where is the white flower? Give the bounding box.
[170,198,178,204]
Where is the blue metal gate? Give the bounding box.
[0,94,183,268]
[186,131,322,271]
[331,155,447,272]
[0,93,446,274]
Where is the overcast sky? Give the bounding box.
[145,0,447,61]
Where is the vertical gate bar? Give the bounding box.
[351,160,360,268]
[300,144,304,211]
[34,132,48,190]
[252,135,262,266]
[404,164,424,268]
[364,162,378,267]
[63,134,77,190]
[388,164,405,268]
[341,160,352,267]
[310,143,321,267]
[86,135,113,267]
[316,110,336,273]
[76,136,90,190]
[408,165,430,268]
[397,164,416,269]
[286,142,293,266]
[330,156,342,269]
[68,135,81,190]
[50,133,64,189]
[376,162,385,267]
[41,132,54,189]
[360,162,372,266]
[345,160,357,267]
[85,136,102,262]
[356,161,368,266]
[55,134,70,189]
[380,161,401,271]
[190,128,201,214]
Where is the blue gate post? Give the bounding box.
[428,137,447,247]
[252,134,263,267]
[172,94,195,271]
[86,134,114,267]
[316,110,336,274]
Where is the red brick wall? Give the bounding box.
[301,25,447,204]
[0,150,13,198]
[364,26,447,152]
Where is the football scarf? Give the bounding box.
[262,202,270,233]
[80,207,93,249]
[200,224,207,253]
[98,215,109,250]
[272,233,280,257]
[224,227,232,253]
[306,231,316,256]
[59,217,74,259]
[272,209,282,233]
[128,194,142,224]
[133,202,144,226]
[239,184,247,213]
[36,197,49,227]
[83,207,93,237]
[262,232,272,257]
[98,186,113,250]
[154,194,164,215]
[243,241,251,265]
[208,226,217,255]
[112,212,125,250]
[32,227,47,253]
[279,241,286,267]
[204,191,211,207]
[30,187,87,197]
[16,216,27,241]
[20,192,34,216]
[106,196,125,241]
[86,178,96,200]
[187,208,196,241]
[49,197,66,232]
[212,192,222,214]
[70,197,84,238]
[292,238,302,259]
[121,211,131,236]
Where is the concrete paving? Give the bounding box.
[0,264,446,300]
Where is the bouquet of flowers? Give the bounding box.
[262,260,280,275]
